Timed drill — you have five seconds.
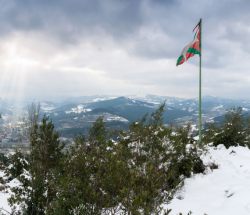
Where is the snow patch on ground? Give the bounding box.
[211,105,224,111]
[105,116,128,122]
[40,102,56,112]
[242,107,249,112]
[166,145,250,215]
[92,97,118,102]
[0,171,12,214]
[65,105,92,114]
[0,190,11,214]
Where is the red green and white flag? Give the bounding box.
[176,22,201,66]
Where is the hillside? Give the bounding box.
[2,95,250,140]
[166,145,250,215]
[1,145,250,214]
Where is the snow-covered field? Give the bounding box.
[166,145,250,215]
[1,145,250,214]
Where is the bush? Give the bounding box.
[9,105,205,215]
[204,107,250,149]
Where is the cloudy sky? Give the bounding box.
[1,0,250,101]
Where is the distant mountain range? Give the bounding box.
[1,95,250,138]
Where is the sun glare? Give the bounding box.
[0,40,39,105]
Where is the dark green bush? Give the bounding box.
[204,107,250,149]
[0,153,9,169]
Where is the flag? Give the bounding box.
[176,19,203,144]
[176,21,201,66]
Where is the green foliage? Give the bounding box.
[8,114,64,215]
[6,151,30,211]
[48,104,205,214]
[49,117,128,214]
[204,107,250,148]
[7,151,28,180]
[0,153,9,170]
[8,104,205,215]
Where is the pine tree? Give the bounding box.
[28,116,64,214]
[49,117,115,214]
[9,104,64,215]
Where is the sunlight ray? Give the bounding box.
[0,40,38,108]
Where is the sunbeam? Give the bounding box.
[0,38,39,108]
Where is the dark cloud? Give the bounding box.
[0,0,143,42]
[1,0,250,63]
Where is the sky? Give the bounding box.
[1,0,250,101]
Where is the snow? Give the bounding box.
[166,145,250,215]
[92,97,117,102]
[105,116,129,122]
[65,105,92,114]
[0,171,12,214]
[40,102,55,112]
[211,105,224,111]
[0,191,11,214]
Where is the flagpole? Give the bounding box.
[198,18,202,144]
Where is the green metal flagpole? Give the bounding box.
[199,18,202,144]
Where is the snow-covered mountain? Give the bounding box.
[1,95,250,139]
